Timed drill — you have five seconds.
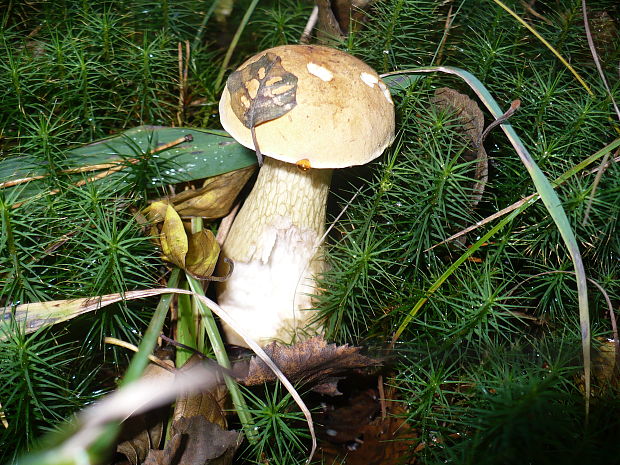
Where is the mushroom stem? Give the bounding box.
[216,156,332,346]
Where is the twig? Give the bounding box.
[300,5,319,43]
[105,337,175,372]
[434,3,454,65]
[582,150,613,225]
[478,99,520,146]
[581,0,620,121]
[424,193,537,251]
[520,0,553,25]
[177,41,190,127]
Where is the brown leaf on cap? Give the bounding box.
[143,416,242,465]
[432,87,488,207]
[226,52,298,129]
[237,337,382,395]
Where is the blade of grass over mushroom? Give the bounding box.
[490,0,593,95]
[214,0,262,92]
[383,66,591,410]
[0,126,256,202]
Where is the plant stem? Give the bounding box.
[122,268,181,385]
[187,216,256,443]
[186,274,257,443]
[214,0,261,92]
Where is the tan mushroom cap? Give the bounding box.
[219,45,396,169]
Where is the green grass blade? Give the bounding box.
[214,0,261,92]
[392,203,532,345]
[383,66,591,411]
[490,0,593,95]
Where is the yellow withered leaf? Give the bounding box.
[173,166,255,219]
[185,229,220,279]
[160,203,188,269]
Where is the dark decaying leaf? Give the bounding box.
[432,87,488,207]
[226,53,298,129]
[143,416,242,465]
[317,391,417,465]
[237,337,382,395]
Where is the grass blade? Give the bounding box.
[383,66,591,412]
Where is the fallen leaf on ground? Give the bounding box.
[173,355,228,430]
[238,337,382,395]
[143,416,242,465]
[316,389,417,465]
[117,359,175,465]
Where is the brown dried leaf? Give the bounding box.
[143,416,242,465]
[173,390,227,430]
[171,166,255,219]
[238,337,382,395]
[317,394,417,465]
[116,360,174,465]
[226,52,298,129]
[173,356,228,430]
[432,87,488,207]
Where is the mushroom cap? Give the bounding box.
[219,45,395,169]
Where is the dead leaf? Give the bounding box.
[160,202,188,269]
[117,360,175,465]
[238,337,382,395]
[173,355,228,430]
[143,416,242,465]
[185,229,220,278]
[432,87,488,207]
[316,390,417,465]
[145,201,222,279]
[226,52,298,129]
[576,337,620,397]
[171,166,255,219]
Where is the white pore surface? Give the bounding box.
[218,216,321,347]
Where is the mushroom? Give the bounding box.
[217,44,395,347]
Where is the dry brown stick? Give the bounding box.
[435,3,454,66]
[582,150,613,225]
[520,0,553,25]
[424,192,537,252]
[300,5,319,43]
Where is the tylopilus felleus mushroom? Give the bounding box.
[217,44,395,347]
